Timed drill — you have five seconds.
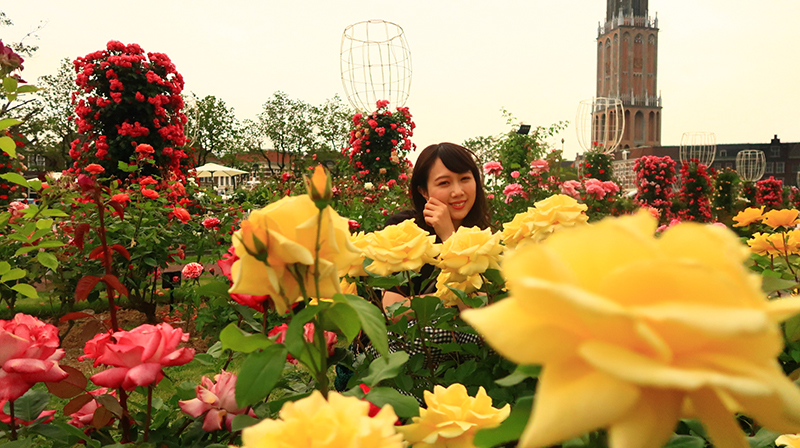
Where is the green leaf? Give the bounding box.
[473,395,533,448]
[285,305,323,368]
[664,435,706,448]
[12,389,50,421]
[762,276,799,294]
[1,268,26,283]
[3,76,18,94]
[748,427,782,448]
[117,160,138,173]
[37,251,59,271]
[220,323,272,353]
[0,172,27,188]
[410,295,440,327]
[0,439,33,448]
[326,296,362,344]
[235,344,289,408]
[785,314,800,342]
[0,136,15,158]
[12,283,38,299]
[41,209,68,217]
[361,351,409,387]
[230,414,260,432]
[196,279,233,298]
[35,218,54,229]
[0,118,22,131]
[27,180,42,191]
[28,423,70,445]
[0,261,9,275]
[343,294,389,357]
[365,387,420,418]
[495,365,540,386]
[35,240,65,248]
[15,85,37,94]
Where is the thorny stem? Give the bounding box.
[94,188,119,332]
[144,385,153,442]
[118,388,132,443]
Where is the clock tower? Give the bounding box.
[596,0,662,148]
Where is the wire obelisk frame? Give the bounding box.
[340,20,412,112]
[576,97,624,155]
[736,150,766,182]
[680,132,716,166]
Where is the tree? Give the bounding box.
[313,94,353,154]
[183,93,240,166]
[21,58,77,170]
[257,91,316,172]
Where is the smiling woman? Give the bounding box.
[383,142,490,299]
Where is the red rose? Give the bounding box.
[85,164,105,174]
[141,188,159,200]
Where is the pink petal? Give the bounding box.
[122,363,162,390]
[160,347,194,366]
[0,332,29,364]
[0,372,32,401]
[4,359,68,382]
[202,409,224,432]
[90,367,129,389]
[179,398,209,418]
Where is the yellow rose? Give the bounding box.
[363,219,440,276]
[229,195,359,313]
[306,165,332,203]
[242,391,403,448]
[502,194,588,248]
[762,209,800,229]
[463,211,800,448]
[747,232,775,256]
[433,271,484,307]
[732,206,765,227]
[398,383,510,448]
[777,434,800,448]
[340,231,375,278]
[309,279,357,305]
[437,226,503,283]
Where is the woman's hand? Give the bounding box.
[423,197,455,241]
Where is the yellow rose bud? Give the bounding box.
[398,383,510,448]
[305,165,332,207]
[463,210,800,448]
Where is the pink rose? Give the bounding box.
[202,217,220,229]
[601,180,620,195]
[67,388,116,428]
[179,371,256,431]
[268,323,337,365]
[80,323,194,391]
[502,183,525,204]
[182,262,203,279]
[483,161,503,176]
[584,178,606,199]
[560,180,581,199]
[0,314,68,401]
[529,159,549,176]
[511,171,520,179]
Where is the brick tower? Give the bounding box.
[595,0,662,149]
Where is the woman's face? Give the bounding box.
[421,158,476,227]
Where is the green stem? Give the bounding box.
[144,385,152,442]
[8,399,16,441]
[118,388,132,443]
[314,314,329,398]
[314,210,323,300]
[94,188,119,332]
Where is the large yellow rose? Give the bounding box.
[463,211,800,448]
[229,195,359,313]
[732,206,765,227]
[501,194,588,248]
[434,226,502,306]
[340,231,375,278]
[242,391,403,448]
[398,383,510,448]
[363,219,440,276]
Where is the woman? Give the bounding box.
[383,142,491,302]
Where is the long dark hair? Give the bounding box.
[410,142,491,230]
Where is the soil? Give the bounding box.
[57,307,210,374]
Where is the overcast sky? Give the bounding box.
[4,1,800,161]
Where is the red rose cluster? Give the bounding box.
[70,41,189,181]
[756,176,784,210]
[676,159,714,222]
[633,155,677,221]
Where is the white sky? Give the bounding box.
[4,1,800,161]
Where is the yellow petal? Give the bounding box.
[607,388,684,448]
[461,298,583,365]
[688,387,750,448]
[578,341,773,395]
[519,358,640,448]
